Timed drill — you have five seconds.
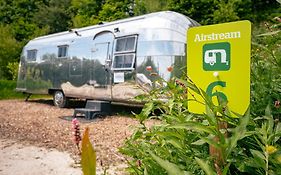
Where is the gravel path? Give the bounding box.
[0,139,81,175]
[0,99,148,174]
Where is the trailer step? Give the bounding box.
[73,100,111,119]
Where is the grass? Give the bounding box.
[0,79,51,100]
[0,79,25,99]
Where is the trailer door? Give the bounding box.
[91,32,114,100]
[111,35,141,102]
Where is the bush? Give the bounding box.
[120,78,281,175]
[251,19,281,118]
[6,62,19,81]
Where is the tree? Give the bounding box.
[132,0,147,16]
[167,0,217,25]
[98,0,134,22]
[132,0,169,16]
[33,0,72,34]
[70,0,105,27]
[212,0,240,23]
[167,0,281,25]
[0,0,48,41]
[0,25,22,79]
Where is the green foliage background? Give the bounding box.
[0,0,280,80]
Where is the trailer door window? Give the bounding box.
[58,45,68,58]
[115,36,137,53]
[113,54,134,69]
[27,50,37,61]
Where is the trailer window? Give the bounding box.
[58,45,68,58]
[113,54,134,69]
[115,36,137,53]
[27,50,37,61]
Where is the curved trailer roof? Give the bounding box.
[25,11,199,48]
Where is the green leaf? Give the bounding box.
[168,122,215,135]
[184,80,201,95]
[265,104,272,117]
[137,101,154,122]
[200,88,213,106]
[222,162,231,175]
[166,139,184,150]
[268,133,281,143]
[191,139,206,145]
[144,166,149,175]
[198,135,221,148]
[264,105,274,135]
[131,129,143,140]
[274,122,281,142]
[250,149,265,160]
[226,107,250,158]
[204,106,216,126]
[149,151,188,175]
[250,149,266,169]
[81,127,96,175]
[156,131,185,140]
[195,157,216,175]
[156,131,185,149]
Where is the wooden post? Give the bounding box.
[209,121,228,175]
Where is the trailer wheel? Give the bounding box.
[53,91,68,108]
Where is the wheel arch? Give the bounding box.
[48,88,63,95]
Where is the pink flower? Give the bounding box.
[72,118,82,145]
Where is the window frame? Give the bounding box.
[112,35,137,71]
[57,45,69,58]
[112,53,135,71]
[114,35,137,54]
[26,49,37,62]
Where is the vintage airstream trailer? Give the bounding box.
[16,11,199,107]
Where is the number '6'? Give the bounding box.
[206,81,228,102]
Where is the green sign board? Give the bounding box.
[187,20,251,115]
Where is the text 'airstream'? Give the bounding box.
[16,11,199,107]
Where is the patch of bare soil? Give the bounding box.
[0,99,149,174]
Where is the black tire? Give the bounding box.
[53,91,68,108]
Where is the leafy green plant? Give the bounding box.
[120,77,281,175]
[236,106,281,175]
[6,62,19,81]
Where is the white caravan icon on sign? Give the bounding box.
[204,49,227,66]
[203,42,230,71]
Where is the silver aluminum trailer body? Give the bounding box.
[16,11,199,107]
